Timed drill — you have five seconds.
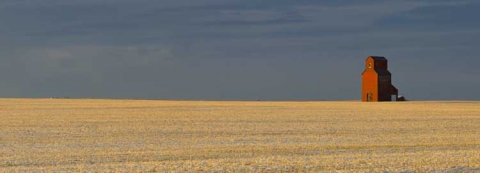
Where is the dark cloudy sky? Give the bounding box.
[1,0,479,100]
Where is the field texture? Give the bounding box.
[1,99,480,172]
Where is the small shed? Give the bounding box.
[361,56,400,102]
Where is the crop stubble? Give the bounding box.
[0,99,479,172]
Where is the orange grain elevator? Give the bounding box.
[362,56,399,102]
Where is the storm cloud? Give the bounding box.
[0,0,479,100]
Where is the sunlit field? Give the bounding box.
[1,98,479,172]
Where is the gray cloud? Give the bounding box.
[378,1,480,30]
[0,0,479,100]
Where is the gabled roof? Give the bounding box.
[368,56,387,61]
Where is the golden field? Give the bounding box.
[0,98,479,172]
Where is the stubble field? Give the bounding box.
[0,98,479,172]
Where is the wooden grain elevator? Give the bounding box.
[362,56,401,102]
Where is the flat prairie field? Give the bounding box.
[1,99,480,172]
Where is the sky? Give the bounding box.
[0,0,479,100]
